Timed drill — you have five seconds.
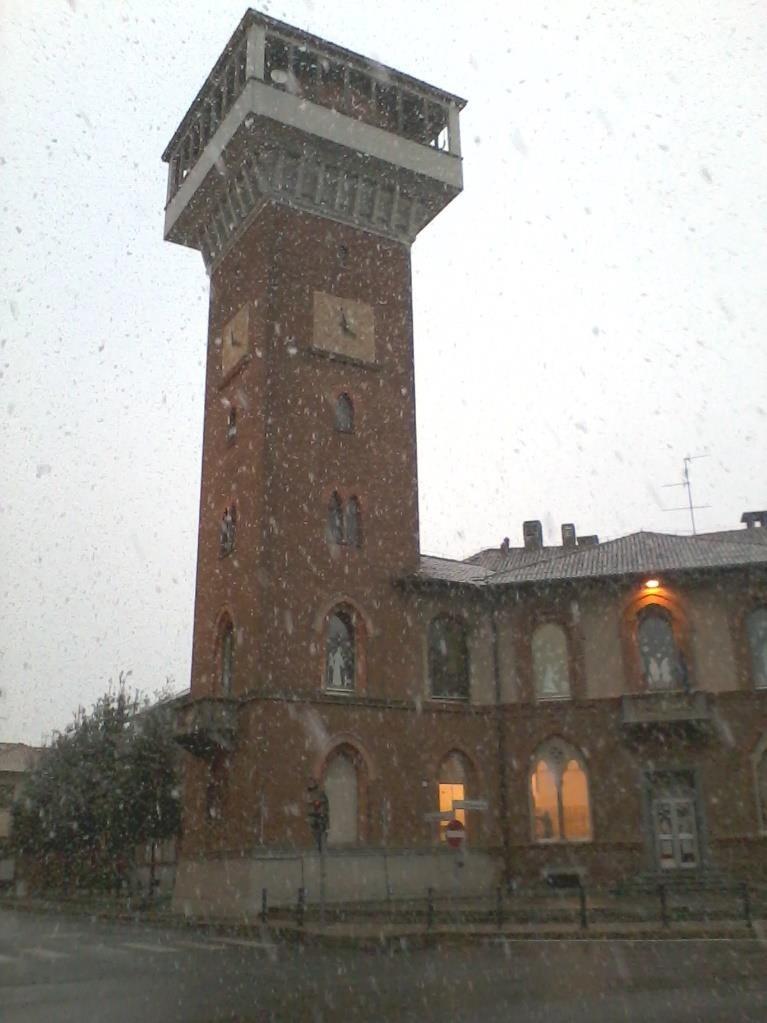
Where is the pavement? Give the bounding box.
[1,905,767,1022]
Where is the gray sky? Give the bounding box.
[2,0,765,743]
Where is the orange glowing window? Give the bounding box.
[438,782,465,839]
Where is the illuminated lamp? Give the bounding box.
[644,578,660,590]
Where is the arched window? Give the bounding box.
[530,739,591,842]
[220,619,234,695]
[220,504,237,557]
[532,623,571,700]
[334,393,354,433]
[325,609,356,691]
[747,608,767,689]
[437,751,469,842]
[428,617,470,699]
[344,497,362,547]
[637,606,685,690]
[325,751,359,846]
[327,492,343,544]
[226,406,237,443]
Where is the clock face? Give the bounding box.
[313,291,375,363]
[219,304,249,378]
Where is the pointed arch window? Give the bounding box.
[530,739,592,843]
[220,504,237,557]
[344,496,362,548]
[220,619,234,695]
[334,393,354,433]
[325,751,359,846]
[532,623,571,700]
[437,751,469,842]
[327,492,343,544]
[747,607,767,689]
[325,609,356,692]
[637,606,685,690]
[226,406,237,444]
[428,616,470,699]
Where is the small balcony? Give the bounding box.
[620,690,712,734]
[174,697,238,759]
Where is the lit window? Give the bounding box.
[220,620,234,695]
[532,623,571,700]
[325,751,358,846]
[327,492,343,544]
[747,608,767,689]
[637,606,685,690]
[437,752,468,842]
[530,739,592,843]
[344,496,361,547]
[428,617,470,699]
[335,392,354,433]
[325,609,355,691]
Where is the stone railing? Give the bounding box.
[164,24,459,206]
[173,697,238,758]
[620,690,712,729]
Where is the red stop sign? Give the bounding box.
[445,818,465,848]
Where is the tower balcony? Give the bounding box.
[173,697,238,759]
[161,10,466,266]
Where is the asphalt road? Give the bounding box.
[1,908,766,1022]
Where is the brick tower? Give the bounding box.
[164,10,466,911]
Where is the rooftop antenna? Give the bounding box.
[662,454,710,535]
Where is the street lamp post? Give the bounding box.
[306,780,329,925]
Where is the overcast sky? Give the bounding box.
[2,0,765,743]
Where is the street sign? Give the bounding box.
[445,818,465,849]
[424,810,455,822]
[452,799,489,812]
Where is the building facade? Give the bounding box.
[164,11,767,914]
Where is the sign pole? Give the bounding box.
[319,829,326,927]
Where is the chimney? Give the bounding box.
[523,520,543,551]
[577,534,599,547]
[741,510,767,530]
[500,537,510,554]
[561,523,577,549]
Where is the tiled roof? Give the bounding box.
[696,528,767,546]
[415,555,493,585]
[465,546,579,572]
[485,531,767,586]
[412,528,767,589]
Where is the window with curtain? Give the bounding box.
[532,623,571,699]
[530,739,592,842]
[428,616,470,699]
[637,606,685,690]
[437,751,468,842]
[325,609,356,691]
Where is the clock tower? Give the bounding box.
[164,10,465,906]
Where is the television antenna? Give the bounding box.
[662,454,710,535]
